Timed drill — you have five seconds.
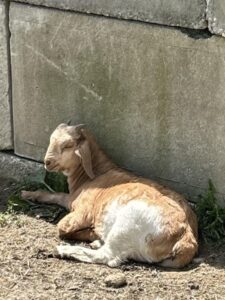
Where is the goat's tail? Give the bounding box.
[160,225,198,268]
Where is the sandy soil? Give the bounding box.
[0,177,225,300]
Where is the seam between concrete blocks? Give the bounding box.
[4,0,14,149]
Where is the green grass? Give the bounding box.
[0,171,68,226]
[196,180,225,244]
[0,210,20,227]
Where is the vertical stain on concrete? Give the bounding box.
[0,0,13,149]
[155,48,171,177]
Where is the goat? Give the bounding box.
[21,123,198,268]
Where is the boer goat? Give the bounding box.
[22,123,198,268]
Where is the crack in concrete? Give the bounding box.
[3,0,14,150]
[26,44,67,75]
[49,20,65,49]
[25,43,103,102]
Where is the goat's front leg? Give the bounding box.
[21,190,70,210]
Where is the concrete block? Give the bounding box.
[13,0,207,30]
[0,2,13,149]
[0,152,44,182]
[207,0,225,37]
[10,3,225,200]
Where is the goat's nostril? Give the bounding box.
[45,159,51,166]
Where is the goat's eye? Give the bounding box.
[62,144,73,151]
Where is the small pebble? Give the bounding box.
[193,257,205,264]
[104,273,127,288]
[188,282,199,290]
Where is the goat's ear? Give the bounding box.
[70,124,86,139]
[75,140,95,179]
[57,123,67,128]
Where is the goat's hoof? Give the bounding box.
[21,190,33,200]
[107,258,122,268]
[56,244,72,258]
[52,249,61,258]
[90,240,103,249]
[56,245,66,258]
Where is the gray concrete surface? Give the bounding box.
[13,0,207,30]
[0,2,13,150]
[10,3,225,202]
[0,151,44,181]
[207,0,225,37]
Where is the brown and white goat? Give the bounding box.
[22,123,198,268]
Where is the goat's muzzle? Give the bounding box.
[44,157,58,171]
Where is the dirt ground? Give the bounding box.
[0,177,225,300]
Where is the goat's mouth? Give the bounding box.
[44,164,60,172]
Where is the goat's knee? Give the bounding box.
[57,218,70,237]
[57,227,69,239]
[57,220,75,239]
[57,222,98,242]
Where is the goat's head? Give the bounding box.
[44,123,95,179]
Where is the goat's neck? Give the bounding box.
[89,137,117,176]
[67,165,89,195]
[67,137,117,195]
[67,157,116,195]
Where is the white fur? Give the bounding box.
[102,200,164,262]
[57,200,164,266]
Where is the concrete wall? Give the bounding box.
[0,1,13,150]
[9,3,225,201]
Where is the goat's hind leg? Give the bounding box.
[57,222,128,267]
[56,207,140,267]
[21,190,70,209]
[57,244,121,267]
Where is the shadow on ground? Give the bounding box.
[0,177,18,212]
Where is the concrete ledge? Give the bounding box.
[0,1,13,150]
[0,151,44,182]
[12,0,225,38]
[13,0,207,30]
